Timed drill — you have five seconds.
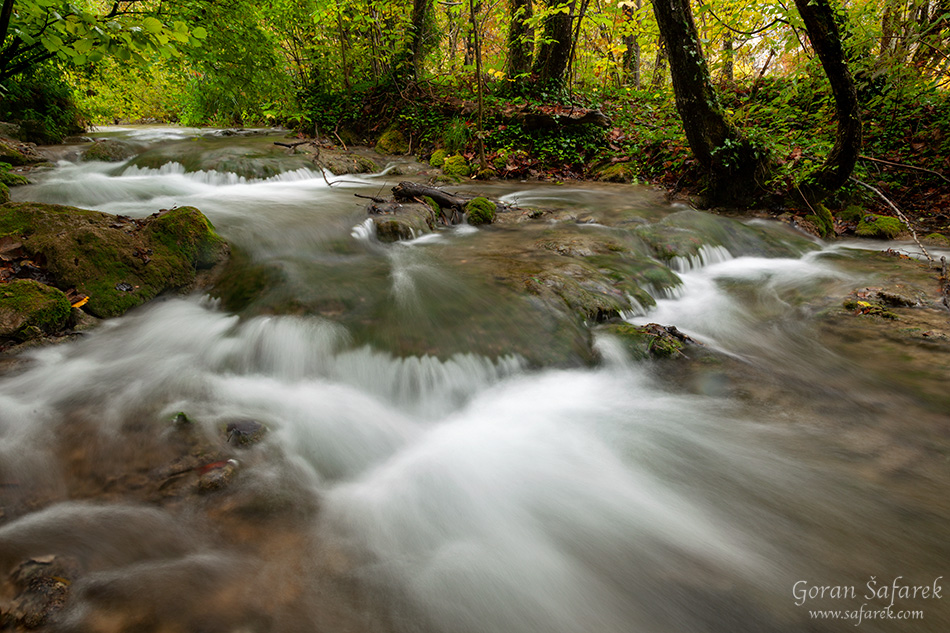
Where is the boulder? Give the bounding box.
[0,202,229,319]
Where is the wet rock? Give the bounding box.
[317,150,379,175]
[197,459,239,492]
[2,555,81,629]
[368,202,435,242]
[226,419,267,446]
[595,162,637,183]
[0,136,45,166]
[600,322,697,359]
[81,139,139,162]
[0,203,229,318]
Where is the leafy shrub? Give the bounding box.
[0,65,85,143]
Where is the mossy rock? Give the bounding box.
[320,151,379,175]
[464,197,496,226]
[375,127,409,155]
[595,163,637,184]
[0,164,29,187]
[839,205,863,223]
[429,150,448,167]
[923,232,950,246]
[804,204,834,238]
[0,279,72,342]
[442,154,470,177]
[0,137,43,166]
[601,323,685,360]
[82,140,138,162]
[0,202,229,318]
[856,214,903,239]
[0,182,8,204]
[370,202,435,242]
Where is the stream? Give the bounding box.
[1,127,948,633]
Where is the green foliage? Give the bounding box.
[464,197,496,225]
[1,0,204,82]
[0,65,84,143]
[442,117,470,152]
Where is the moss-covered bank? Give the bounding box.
[0,202,229,342]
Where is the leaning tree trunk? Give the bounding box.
[532,0,576,87]
[507,0,534,79]
[651,0,770,205]
[793,0,862,204]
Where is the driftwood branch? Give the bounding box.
[354,193,387,203]
[851,177,933,264]
[274,141,309,150]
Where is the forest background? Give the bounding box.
[1,0,949,236]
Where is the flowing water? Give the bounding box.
[1,127,948,632]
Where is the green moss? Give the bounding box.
[422,196,441,216]
[0,163,29,187]
[429,149,448,167]
[464,197,496,226]
[82,140,137,162]
[147,206,229,270]
[923,232,950,245]
[475,167,495,180]
[0,279,71,341]
[596,163,637,184]
[805,204,834,237]
[0,202,229,318]
[0,182,8,204]
[856,214,903,239]
[442,154,470,177]
[840,205,863,223]
[355,156,378,173]
[601,323,684,360]
[0,138,38,166]
[375,127,409,155]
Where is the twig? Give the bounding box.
[354,193,387,203]
[858,155,950,184]
[333,131,347,151]
[850,177,934,265]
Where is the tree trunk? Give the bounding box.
[507,0,534,79]
[793,0,862,204]
[470,0,488,170]
[403,0,433,80]
[722,35,734,83]
[532,0,576,87]
[621,1,640,87]
[651,0,769,205]
[650,33,666,88]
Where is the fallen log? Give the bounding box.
[392,181,471,211]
